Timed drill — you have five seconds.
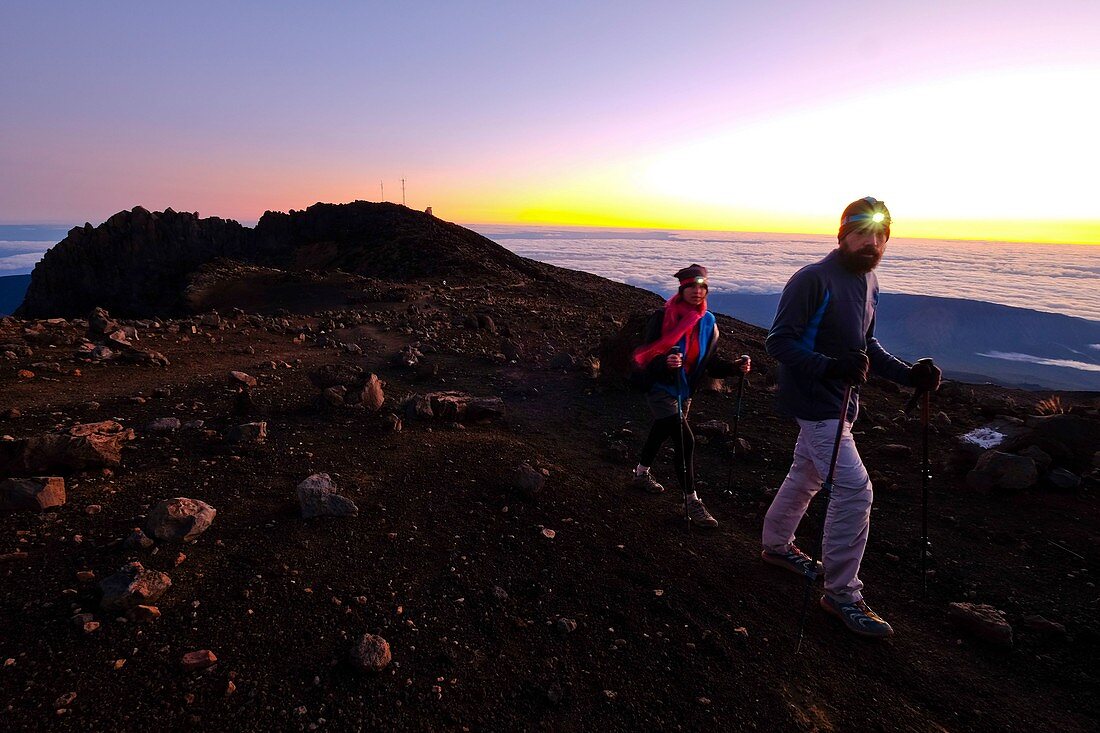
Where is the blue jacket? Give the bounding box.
[642,309,739,401]
[766,249,913,422]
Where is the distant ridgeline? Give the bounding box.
[707,292,1100,392]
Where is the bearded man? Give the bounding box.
[760,196,941,638]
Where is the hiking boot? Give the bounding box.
[631,471,665,494]
[683,496,718,528]
[819,596,894,638]
[761,546,825,580]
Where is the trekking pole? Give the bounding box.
[795,383,853,654]
[920,388,931,594]
[904,357,935,594]
[672,347,689,525]
[725,356,749,496]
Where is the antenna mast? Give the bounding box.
[401,178,406,206]
[380,180,384,201]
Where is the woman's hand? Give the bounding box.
[666,352,683,369]
[738,355,751,374]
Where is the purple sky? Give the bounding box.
[2,1,1098,241]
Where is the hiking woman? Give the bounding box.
[630,264,751,528]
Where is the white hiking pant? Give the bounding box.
[762,418,872,604]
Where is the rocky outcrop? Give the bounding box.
[18,201,543,318]
[1,477,66,511]
[18,207,250,318]
[0,421,134,478]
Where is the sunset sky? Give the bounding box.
[2,1,1098,243]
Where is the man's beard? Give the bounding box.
[838,247,883,274]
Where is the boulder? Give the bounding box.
[424,391,505,423]
[0,477,66,512]
[351,633,392,672]
[145,497,217,542]
[948,602,1013,646]
[308,364,365,390]
[347,374,384,412]
[147,417,181,433]
[966,451,1037,492]
[297,473,358,519]
[226,422,266,444]
[0,421,134,477]
[1025,414,1100,468]
[99,562,171,612]
[228,370,257,389]
[1019,445,1052,472]
[694,420,729,438]
[1045,468,1081,492]
[512,463,548,498]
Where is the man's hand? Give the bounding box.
[910,358,942,392]
[738,355,751,374]
[666,352,684,370]
[825,351,869,384]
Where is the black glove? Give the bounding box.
[824,351,869,384]
[910,358,942,392]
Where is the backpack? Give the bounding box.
[599,310,660,392]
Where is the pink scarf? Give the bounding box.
[632,293,707,368]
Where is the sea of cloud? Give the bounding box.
[478,227,1100,322]
[5,227,1098,322]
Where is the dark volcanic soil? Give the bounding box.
[1,258,1098,732]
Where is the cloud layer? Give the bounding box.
[481,228,1100,322]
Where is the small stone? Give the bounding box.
[83,621,101,633]
[351,633,392,672]
[1022,614,1066,635]
[113,659,126,670]
[226,422,266,444]
[124,528,155,550]
[131,605,161,622]
[228,371,257,388]
[147,417,181,433]
[541,528,556,539]
[85,504,102,515]
[733,626,749,638]
[556,617,577,634]
[55,691,77,707]
[181,649,218,671]
[76,570,96,582]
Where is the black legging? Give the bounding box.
[638,414,695,495]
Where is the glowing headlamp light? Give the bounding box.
[871,212,885,223]
[693,276,707,285]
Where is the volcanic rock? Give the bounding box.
[147,417,181,433]
[0,477,66,511]
[297,473,358,519]
[347,374,384,412]
[226,422,266,444]
[948,602,1013,646]
[351,633,391,672]
[18,202,540,318]
[1045,468,1081,492]
[228,370,257,389]
[99,562,172,612]
[512,463,548,498]
[181,650,218,671]
[0,421,134,477]
[145,497,217,542]
[966,451,1038,492]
